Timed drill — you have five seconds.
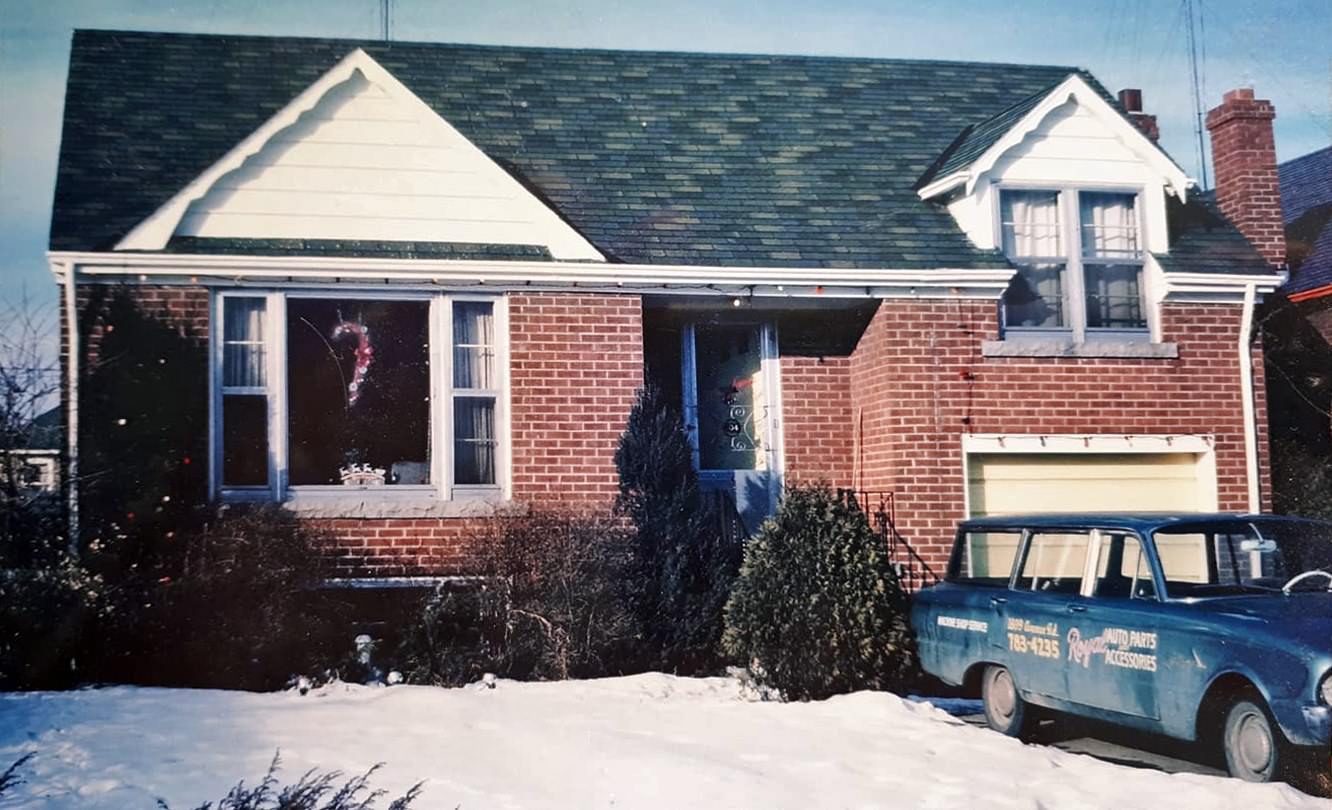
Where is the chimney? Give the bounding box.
[1205,87,1286,267]
[1118,88,1159,142]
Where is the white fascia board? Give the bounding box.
[48,250,1017,300]
[962,433,1214,455]
[918,74,1192,203]
[1159,271,1282,303]
[112,49,604,262]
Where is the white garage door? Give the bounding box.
[967,452,1209,517]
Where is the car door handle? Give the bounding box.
[1067,604,1088,613]
[989,596,1008,606]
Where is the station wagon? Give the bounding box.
[912,513,1332,783]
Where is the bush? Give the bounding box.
[398,508,637,684]
[722,484,915,701]
[162,752,422,810]
[91,505,346,690]
[1272,438,1332,520]
[615,385,741,673]
[0,552,102,690]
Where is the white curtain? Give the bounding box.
[453,302,495,389]
[454,396,496,485]
[223,298,266,388]
[1001,190,1061,257]
[1079,193,1139,258]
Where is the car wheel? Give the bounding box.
[982,665,1031,738]
[1223,699,1286,782]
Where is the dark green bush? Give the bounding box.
[0,554,101,689]
[398,508,637,684]
[722,484,915,701]
[615,385,741,673]
[91,504,346,690]
[161,752,422,810]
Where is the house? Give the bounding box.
[1277,145,1332,338]
[49,30,1284,582]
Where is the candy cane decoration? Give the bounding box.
[331,321,374,406]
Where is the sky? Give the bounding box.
[1,0,1329,323]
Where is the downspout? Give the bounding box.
[62,261,80,552]
[1238,282,1261,513]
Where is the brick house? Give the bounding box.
[49,31,1284,582]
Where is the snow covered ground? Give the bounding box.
[1,674,1327,809]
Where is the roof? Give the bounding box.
[49,30,1267,277]
[1279,146,1332,298]
[1154,192,1273,276]
[917,86,1055,188]
[960,513,1327,532]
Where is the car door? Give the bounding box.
[1006,529,1096,701]
[1063,530,1161,720]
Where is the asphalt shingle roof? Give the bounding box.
[1154,192,1272,276]
[1279,146,1332,297]
[49,29,1269,277]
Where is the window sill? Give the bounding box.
[280,493,506,519]
[982,339,1179,359]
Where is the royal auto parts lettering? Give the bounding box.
[1066,627,1159,672]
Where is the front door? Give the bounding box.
[683,322,781,533]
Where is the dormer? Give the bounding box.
[918,75,1194,348]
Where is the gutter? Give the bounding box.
[1238,282,1261,513]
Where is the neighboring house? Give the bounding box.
[49,31,1284,582]
[1277,145,1332,339]
[7,407,60,494]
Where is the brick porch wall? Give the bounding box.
[847,299,1272,573]
[780,355,854,484]
[71,284,643,577]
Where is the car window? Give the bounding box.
[947,530,1023,587]
[1015,531,1090,594]
[1153,520,1332,597]
[1093,533,1155,599]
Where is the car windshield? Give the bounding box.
[1153,519,1332,598]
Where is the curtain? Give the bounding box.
[1079,193,1139,258]
[1084,264,1144,329]
[454,396,496,485]
[453,302,495,389]
[1001,190,1061,257]
[223,298,266,388]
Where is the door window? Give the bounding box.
[693,324,767,470]
[1015,531,1091,594]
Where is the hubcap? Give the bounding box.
[990,669,1016,720]
[1235,711,1274,774]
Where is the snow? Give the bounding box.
[0,674,1326,809]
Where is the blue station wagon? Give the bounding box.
[912,513,1332,783]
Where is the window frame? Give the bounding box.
[994,183,1151,342]
[209,289,509,504]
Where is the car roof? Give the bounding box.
[958,512,1330,533]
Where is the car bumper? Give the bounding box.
[1271,700,1332,747]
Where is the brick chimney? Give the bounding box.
[1117,89,1159,142]
[1205,87,1286,267]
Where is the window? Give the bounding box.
[1000,188,1146,338]
[948,530,1023,586]
[214,293,505,500]
[1015,531,1091,594]
[1092,533,1155,599]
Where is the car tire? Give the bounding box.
[982,665,1032,739]
[1223,699,1288,782]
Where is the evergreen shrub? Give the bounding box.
[722,483,915,701]
[614,384,741,673]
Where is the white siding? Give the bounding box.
[176,70,601,260]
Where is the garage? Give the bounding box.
[966,450,1215,517]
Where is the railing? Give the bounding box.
[839,489,940,592]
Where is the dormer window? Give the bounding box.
[1000,188,1146,338]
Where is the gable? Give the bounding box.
[117,50,603,261]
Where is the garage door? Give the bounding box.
[967,452,1208,517]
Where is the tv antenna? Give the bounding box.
[1184,0,1209,189]
[380,0,393,41]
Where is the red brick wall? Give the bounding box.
[71,283,643,577]
[1206,88,1286,267]
[847,299,1272,572]
[781,356,854,485]
[508,293,643,504]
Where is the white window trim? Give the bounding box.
[210,289,509,504]
[994,182,1154,342]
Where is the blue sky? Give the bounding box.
[2,0,1329,317]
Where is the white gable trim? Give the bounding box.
[918,74,1192,202]
[115,49,605,262]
